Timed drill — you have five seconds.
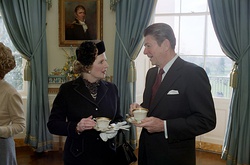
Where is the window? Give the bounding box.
[153,0,232,98]
[0,15,25,93]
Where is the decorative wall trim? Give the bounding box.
[195,141,222,154]
[48,76,112,94]
[48,75,66,84]
[14,139,28,147]
[48,88,60,94]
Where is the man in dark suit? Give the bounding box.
[130,23,216,165]
[65,5,91,40]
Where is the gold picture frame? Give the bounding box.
[59,0,103,47]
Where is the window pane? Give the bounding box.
[0,16,23,90]
[181,0,207,13]
[156,0,208,14]
[180,56,204,67]
[204,57,232,98]
[179,56,232,98]
[205,56,232,98]
[154,16,180,52]
[179,16,205,55]
[206,16,224,55]
[155,0,180,14]
[205,57,232,77]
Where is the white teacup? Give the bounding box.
[95,117,111,130]
[132,108,148,123]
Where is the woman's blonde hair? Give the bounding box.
[73,60,91,74]
[0,42,16,79]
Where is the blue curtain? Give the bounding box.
[0,0,53,152]
[208,0,250,164]
[112,0,156,147]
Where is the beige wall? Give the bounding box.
[46,0,116,77]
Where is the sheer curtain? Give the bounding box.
[208,0,250,164]
[0,0,53,152]
[111,0,157,147]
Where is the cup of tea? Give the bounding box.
[132,108,148,123]
[95,117,111,130]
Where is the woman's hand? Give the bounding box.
[76,115,96,133]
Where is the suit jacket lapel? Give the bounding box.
[143,67,158,109]
[95,80,108,104]
[73,78,95,103]
[149,57,184,114]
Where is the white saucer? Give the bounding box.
[94,126,112,132]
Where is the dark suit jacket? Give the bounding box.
[65,19,91,40]
[47,77,123,165]
[139,57,216,165]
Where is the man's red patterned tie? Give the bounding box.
[151,69,164,102]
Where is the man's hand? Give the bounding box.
[133,117,164,133]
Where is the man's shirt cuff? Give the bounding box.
[164,120,168,139]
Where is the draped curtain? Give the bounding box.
[0,0,53,152]
[111,0,156,147]
[208,0,250,164]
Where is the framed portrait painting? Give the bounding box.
[59,0,103,47]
